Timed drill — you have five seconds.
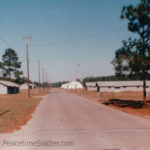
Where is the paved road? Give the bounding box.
[0,88,150,150]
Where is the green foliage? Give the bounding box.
[112,0,150,103]
[0,49,39,85]
[51,81,69,87]
[33,81,40,87]
[15,76,28,85]
[121,0,150,37]
[0,48,23,82]
[113,0,150,80]
[83,75,141,83]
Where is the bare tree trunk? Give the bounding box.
[9,73,11,79]
[142,26,146,105]
[143,79,146,105]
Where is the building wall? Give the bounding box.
[87,87,97,91]
[147,87,150,91]
[0,84,7,94]
[86,81,150,93]
[100,87,111,92]
[113,87,121,92]
[100,86,150,92]
[20,84,28,90]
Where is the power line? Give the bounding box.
[33,25,125,46]
[0,35,12,48]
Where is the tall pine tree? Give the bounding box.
[112,0,150,104]
[1,48,23,80]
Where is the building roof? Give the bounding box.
[20,83,36,86]
[30,84,36,86]
[0,80,19,87]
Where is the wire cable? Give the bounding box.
[33,25,125,46]
[0,35,12,48]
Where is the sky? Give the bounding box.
[0,0,140,82]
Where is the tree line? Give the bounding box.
[82,74,150,83]
[51,81,69,87]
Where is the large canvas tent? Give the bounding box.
[61,83,70,89]
[61,81,83,89]
[68,81,83,89]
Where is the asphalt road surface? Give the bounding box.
[0,88,150,150]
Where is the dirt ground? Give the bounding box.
[65,89,150,120]
[0,88,50,133]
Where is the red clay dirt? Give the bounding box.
[0,88,50,133]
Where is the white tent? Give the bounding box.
[61,84,64,88]
[63,83,70,89]
[61,81,83,89]
[68,81,83,89]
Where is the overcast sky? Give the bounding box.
[0,0,140,82]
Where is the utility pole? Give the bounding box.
[42,68,45,92]
[76,64,80,81]
[23,36,32,98]
[38,59,41,94]
[45,71,48,84]
[42,68,45,84]
[45,71,48,92]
